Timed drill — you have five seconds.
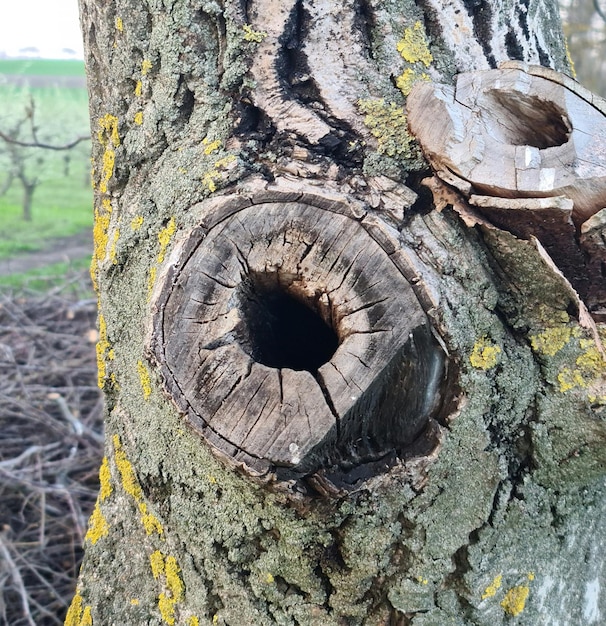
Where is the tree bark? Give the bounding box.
[70,1,605,625]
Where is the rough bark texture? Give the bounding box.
[70,1,605,625]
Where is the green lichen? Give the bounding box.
[357,98,415,158]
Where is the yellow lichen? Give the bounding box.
[92,209,110,265]
[201,155,236,194]
[99,456,113,501]
[482,573,502,600]
[109,229,120,265]
[500,585,530,616]
[131,599,140,605]
[148,266,158,297]
[134,111,143,125]
[65,593,94,626]
[81,607,93,626]
[565,38,576,79]
[97,114,120,148]
[212,615,219,624]
[157,217,176,263]
[113,434,144,501]
[395,68,430,96]
[397,21,433,67]
[527,572,535,581]
[131,215,144,230]
[142,59,153,75]
[135,80,143,97]
[150,550,165,579]
[115,16,123,32]
[99,148,115,194]
[137,359,152,400]
[416,576,429,585]
[187,618,200,626]
[214,155,236,169]
[558,339,606,393]
[265,572,275,584]
[139,502,164,536]
[529,326,572,357]
[470,337,501,370]
[242,24,267,43]
[150,552,185,625]
[357,98,415,158]
[202,137,222,155]
[85,499,109,545]
[95,313,110,388]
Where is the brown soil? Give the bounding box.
[0,231,92,277]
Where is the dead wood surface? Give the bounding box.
[407,63,606,317]
[0,294,102,626]
[154,200,446,480]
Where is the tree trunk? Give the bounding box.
[70,1,605,625]
[21,181,35,222]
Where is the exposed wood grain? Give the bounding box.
[407,63,606,318]
[152,200,447,479]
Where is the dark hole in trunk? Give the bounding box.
[237,277,339,373]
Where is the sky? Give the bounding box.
[0,0,84,59]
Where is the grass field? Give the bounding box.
[0,59,85,76]
[0,57,93,290]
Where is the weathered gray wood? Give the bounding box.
[152,199,448,482]
[407,62,606,318]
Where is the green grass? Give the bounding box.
[0,64,92,261]
[0,59,85,76]
[0,176,93,257]
[0,256,93,297]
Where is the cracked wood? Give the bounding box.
[152,199,447,480]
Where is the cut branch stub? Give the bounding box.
[151,198,448,484]
[407,62,606,317]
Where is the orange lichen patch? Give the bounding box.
[470,337,501,369]
[85,499,109,545]
[482,573,502,600]
[397,21,433,67]
[501,584,530,616]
